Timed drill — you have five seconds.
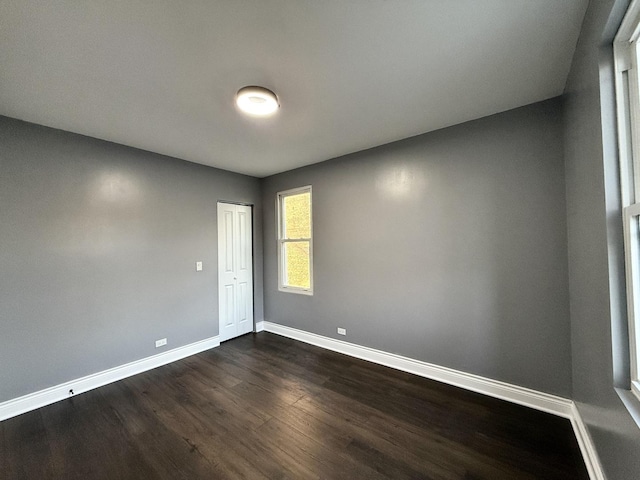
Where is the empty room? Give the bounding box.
[2,1,640,479]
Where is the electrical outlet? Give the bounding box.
[337,327,346,335]
[196,261,203,271]
[155,338,167,348]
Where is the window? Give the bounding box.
[615,1,640,401]
[277,186,313,295]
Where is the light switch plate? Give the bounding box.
[196,261,203,271]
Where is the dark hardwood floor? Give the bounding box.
[1,332,589,479]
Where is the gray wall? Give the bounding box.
[262,98,572,397]
[563,0,640,477]
[0,115,263,403]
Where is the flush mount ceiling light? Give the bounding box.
[236,86,279,116]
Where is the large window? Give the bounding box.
[615,1,640,401]
[277,186,313,295]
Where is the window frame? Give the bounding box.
[614,0,640,402]
[276,185,313,295]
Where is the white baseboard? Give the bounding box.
[0,336,220,422]
[570,403,606,480]
[263,321,573,417]
[262,321,606,480]
[0,322,606,480]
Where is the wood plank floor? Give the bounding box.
[1,332,589,479]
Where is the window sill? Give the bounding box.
[615,387,640,430]
[278,287,313,296]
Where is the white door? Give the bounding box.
[218,202,253,342]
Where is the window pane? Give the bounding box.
[635,215,640,379]
[283,192,311,239]
[284,241,310,288]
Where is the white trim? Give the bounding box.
[276,185,313,295]
[570,403,607,480]
[623,204,640,386]
[614,0,640,435]
[0,336,219,422]
[0,323,606,479]
[616,0,640,44]
[263,322,606,480]
[633,380,640,402]
[263,322,573,417]
[614,0,640,406]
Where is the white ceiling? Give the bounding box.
[0,1,588,177]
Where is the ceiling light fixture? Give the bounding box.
[236,86,279,116]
